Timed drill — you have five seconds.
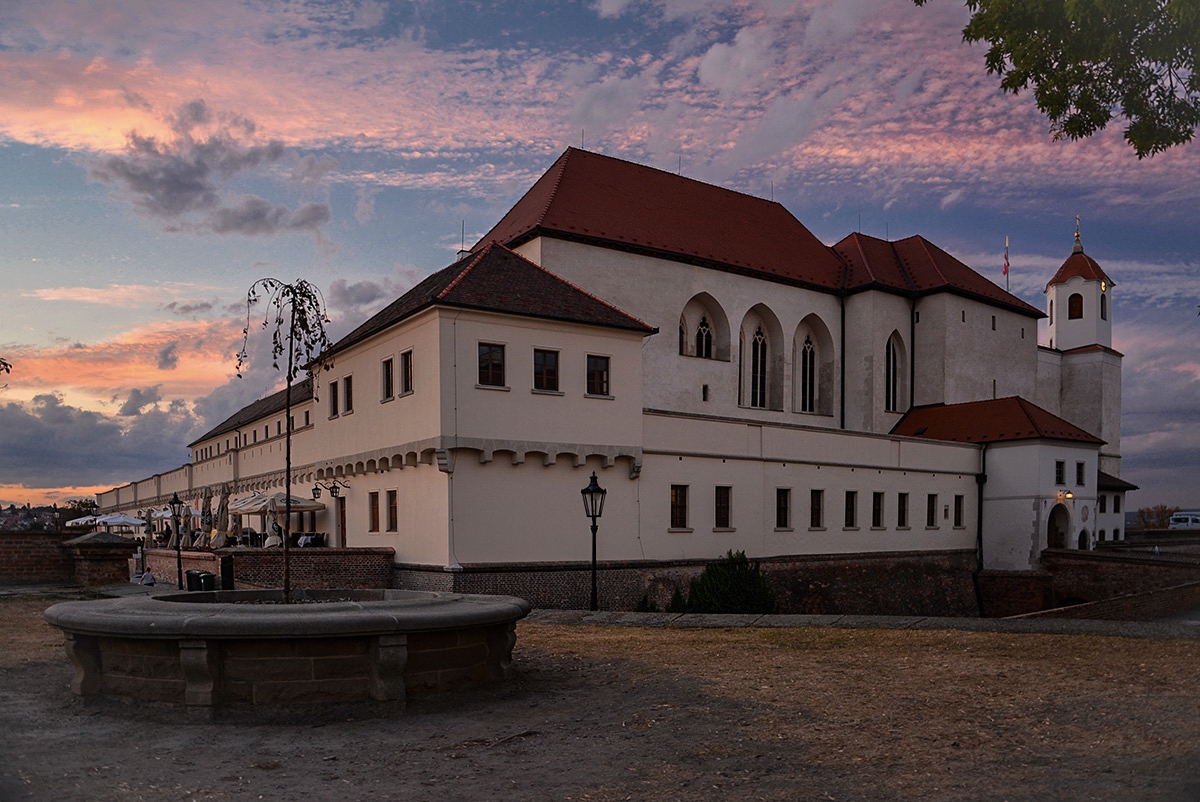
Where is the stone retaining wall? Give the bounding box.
[0,531,75,584]
[394,549,981,616]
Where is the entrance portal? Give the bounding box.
[1047,504,1069,549]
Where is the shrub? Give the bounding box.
[669,550,778,615]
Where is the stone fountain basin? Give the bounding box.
[44,589,531,716]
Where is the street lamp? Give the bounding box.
[580,472,607,611]
[311,479,348,499]
[169,492,185,590]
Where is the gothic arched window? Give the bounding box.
[678,316,687,355]
[885,337,899,413]
[750,327,768,409]
[695,316,713,359]
[800,335,816,413]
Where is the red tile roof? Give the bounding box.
[1046,245,1113,290]
[325,242,655,359]
[480,148,1044,316]
[1097,470,1138,492]
[834,232,1042,317]
[891,397,1103,445]
[477,147,848,290]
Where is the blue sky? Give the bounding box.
[1,0,1198,509]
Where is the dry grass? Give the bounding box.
[5,597,1200,801]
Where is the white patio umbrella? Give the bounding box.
[96,513,147,527]
[230,492,324,515]
[65,515,98,527]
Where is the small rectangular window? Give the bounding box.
[811,489,824,529]
[776,488,790,529]
[329,380,339,418]
[991,315,996,331]
[264,425,268,439]
[953,494,964,527]
[715,486,732,529]
[1099,494,1107,513]
[386,490,398,532]
[304,410,310,426]
[1075,461,1085,486]
[478,343,505,386]
[926,494,938,528]
[1114,495,1121,513]
[368,491,380,533]
[381,357,394,400]
[1114,527,1121,539]
[897,492,909,527]
[276,421,281,436]
[872,492,884,528]
[343,376,354,413]
[1055,460,1065,485]
[844,491,857,528]
[670,485,689,529]
[587,354,610,396]
[400,350,413,394]
[533,349,559,391]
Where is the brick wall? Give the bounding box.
[0,531,75,584]
[394,549,981,616]
[977,571,1054,617]
[143,547,394,590]
[66,543,139,586]
[1013,580,1200,621]
[1040,549,1200,604]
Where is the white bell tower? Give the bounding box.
[1046,217,1113,352]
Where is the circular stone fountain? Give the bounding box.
[44,589,531,717]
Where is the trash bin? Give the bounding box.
[198,572,216,591]
[185,569,203,591]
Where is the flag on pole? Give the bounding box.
[1003,236,1009,276]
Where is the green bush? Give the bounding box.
[634,593,659,612]
[669,550,778,614]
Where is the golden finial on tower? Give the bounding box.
[1072,214,1083,254]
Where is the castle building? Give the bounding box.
[99,149,1134,612]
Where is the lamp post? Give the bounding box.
[169,492,185,590]
[137,509,147,576]
[580,472,607,612]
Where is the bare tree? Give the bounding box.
[238,279,333,600]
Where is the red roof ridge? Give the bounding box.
[437,243,494,298]
[911,235,950,286]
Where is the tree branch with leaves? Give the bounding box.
[916,0,1200,157]
[238,278,333,600]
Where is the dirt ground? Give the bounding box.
[2,594,1199,801]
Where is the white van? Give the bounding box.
[1168,511,1200,530]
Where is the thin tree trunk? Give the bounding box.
[283,303,294,602]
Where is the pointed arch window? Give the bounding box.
[800,335,816,413]
[695,316,713,359]
[885,338,899,413]
[1049,300,1053,325]
[678,316,687,355]
[750,326,768,408]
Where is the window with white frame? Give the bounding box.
[399,350,413,395]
